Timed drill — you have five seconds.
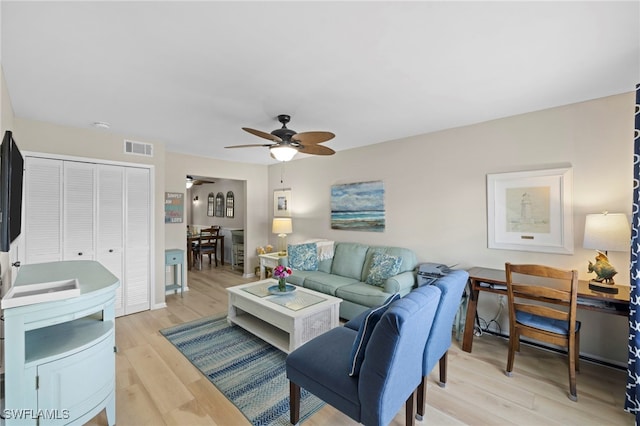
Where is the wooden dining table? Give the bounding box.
[187,233,225,270]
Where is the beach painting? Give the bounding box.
[331,181,385,232]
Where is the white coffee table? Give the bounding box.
[227,279,342,353]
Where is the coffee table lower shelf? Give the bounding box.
[227,313,290,353]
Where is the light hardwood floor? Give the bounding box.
[86,264,633,426]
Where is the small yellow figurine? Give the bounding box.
[588,251,618,284]
[256,246,265,255]
[265,245,274,253]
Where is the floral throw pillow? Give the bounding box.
[365,252,403,287]
[287,243,318,271]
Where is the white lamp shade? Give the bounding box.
[270,145,298,162]
[583,213,630,252]
[272,218,293,235]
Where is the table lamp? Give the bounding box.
[272,218,292,256]
[583,212,630,294]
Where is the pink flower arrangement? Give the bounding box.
[273,265,292,280]
[273,265,292,291]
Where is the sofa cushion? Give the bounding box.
[331,243,369,280]
[284,270,317,286]
[303,272,359,296]
[288,242,318,271]
[336,281,395,308]
[348,293,400,377]
[365,252,402,286]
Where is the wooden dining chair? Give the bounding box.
[504,263,580,401]
[194,226,221,269]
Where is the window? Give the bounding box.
[226,191,234,218]
[207,193,214,216]
[215,192,224,217]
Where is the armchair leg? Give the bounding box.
[405,390,416,426]
[438,352,448,387]
[290,381,301,425]
[416,376,426,421]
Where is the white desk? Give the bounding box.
[3,260,119,425]
[258,253,284,279]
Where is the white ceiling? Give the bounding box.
[1,1,638,165]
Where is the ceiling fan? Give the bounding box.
[186,175,215,189]
[225,114,335,161]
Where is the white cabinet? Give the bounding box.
[23,156,151,317]
[3,261,118,426]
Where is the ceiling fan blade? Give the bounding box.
[194,179,215,185]
[298,144,335,156]
[225,143,274,149]
[242,127,283,142]
[291,131,335,145]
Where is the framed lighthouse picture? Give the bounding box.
[487,167,573,254]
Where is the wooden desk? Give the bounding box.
[462,266,630,353]
[187,234,225,270]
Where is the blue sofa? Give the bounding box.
[285,242,418,320]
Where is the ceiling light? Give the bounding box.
[270,145,298,162]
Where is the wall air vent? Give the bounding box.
[124,140,153,157]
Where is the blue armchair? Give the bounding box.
[345,270,469,421]
[286,284,442,426]
[416,270,469,420]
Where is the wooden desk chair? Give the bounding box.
[504,263,580,401]
[194,226,221,269]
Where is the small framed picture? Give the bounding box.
[164,192,184,223]
[274,189,292,217]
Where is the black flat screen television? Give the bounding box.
[0,130,24,252]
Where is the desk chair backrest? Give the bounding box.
[505,263,579,340]
[358,284,441,426]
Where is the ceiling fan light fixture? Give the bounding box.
[270,145,298,162]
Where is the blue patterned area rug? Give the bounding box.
[160,315,324,425]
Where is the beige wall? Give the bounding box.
[3,53,633,364]
[187,179,245,231]
[267,92,634,364]
[163,152,268,280]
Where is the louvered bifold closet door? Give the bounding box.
[97,165,125,316]
[124,167,150,315]
[24,157,63,264]
[63,162,96,260]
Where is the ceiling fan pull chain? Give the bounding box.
[280,161,286,187]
